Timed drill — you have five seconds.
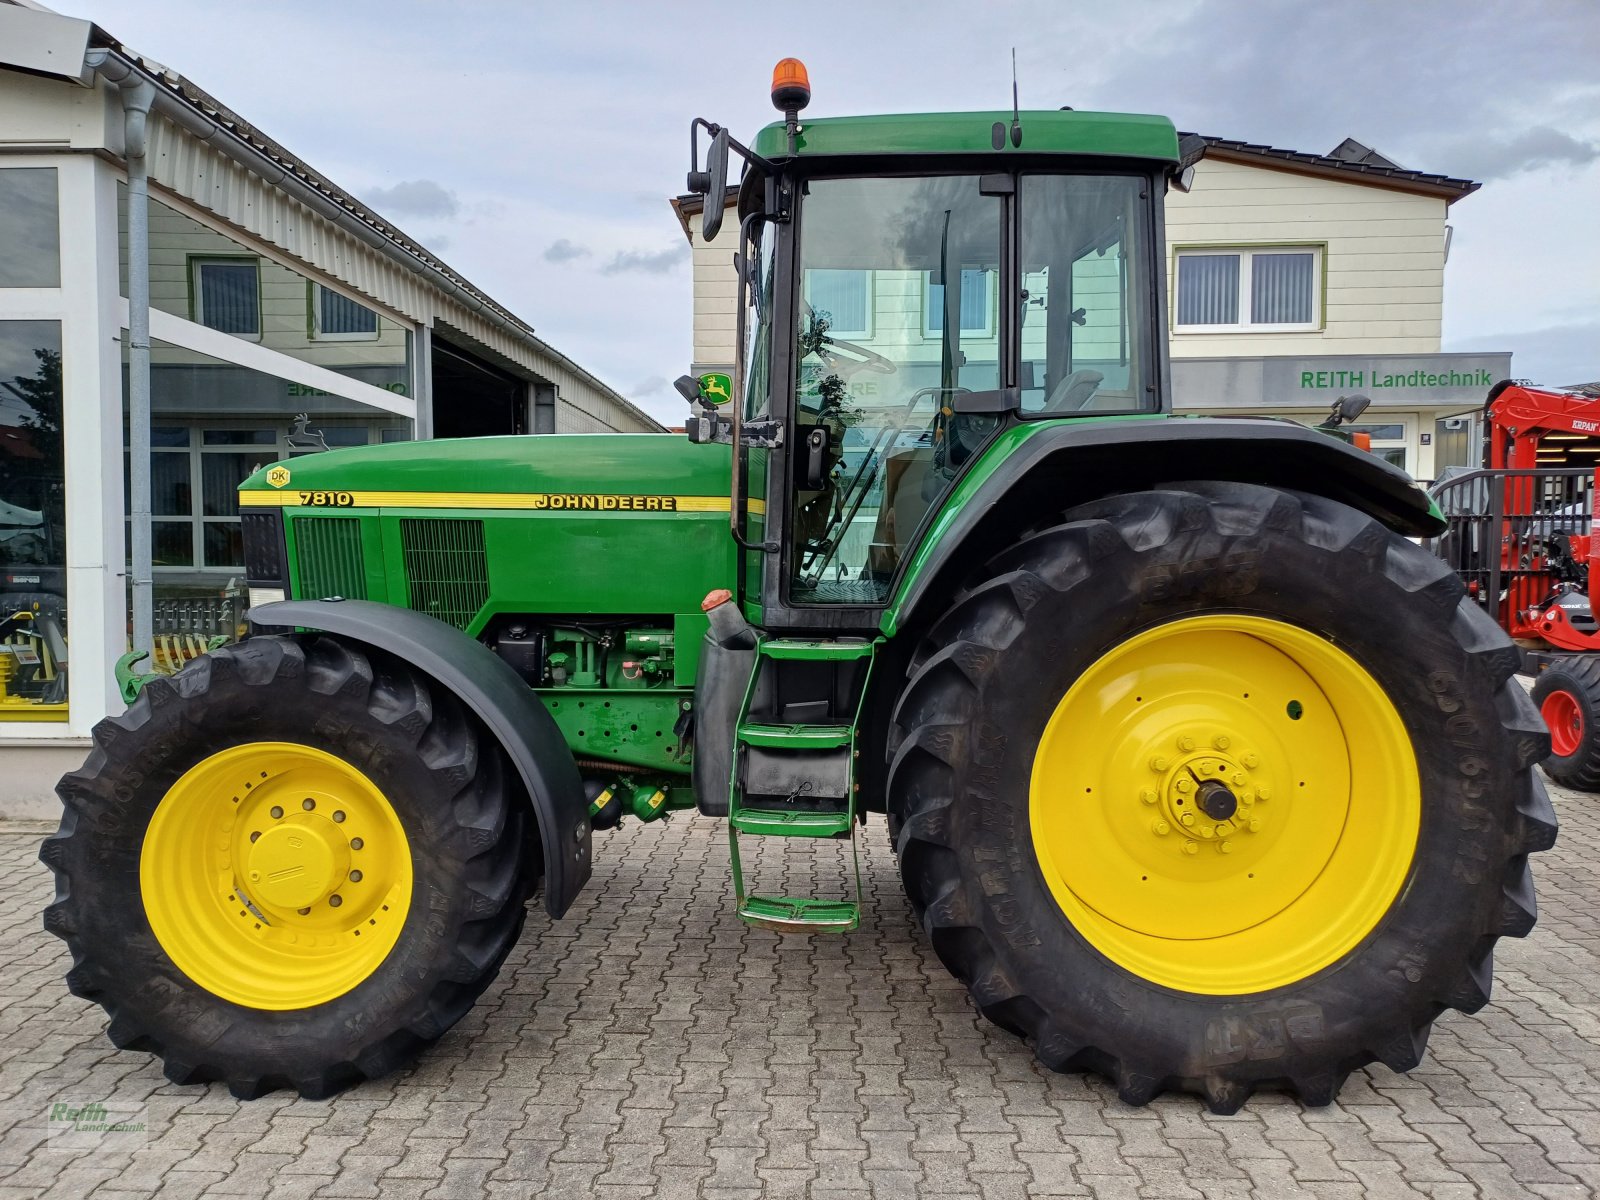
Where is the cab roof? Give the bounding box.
[751,110,1180,163]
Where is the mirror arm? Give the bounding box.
[688,117,778,186]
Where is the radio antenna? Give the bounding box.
[1010,48,1023,147]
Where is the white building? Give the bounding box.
[673,130,1505,480]
[0,2,661,800]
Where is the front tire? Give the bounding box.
[889,482,1557,1111]
[40,635,530,1099]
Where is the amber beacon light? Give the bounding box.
[771,58,811,112]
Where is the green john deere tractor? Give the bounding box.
[41,63,1556,1112]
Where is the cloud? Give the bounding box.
[361,179,459,219]
[1430,127,1600,182]
[1448,321,1600,390]
[542,238,591,263]
[630,375,671,396]
[601,245,689,276]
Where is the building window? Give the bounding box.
[926,268,996,337]
[532,384,556,434]
[803,269,871,339]
[190,257,262,338]
[1175,248,1321,332]
[0,168,61,288]
[0,320,68,719]
[1348,423,1407,472]
[313,285,379,339]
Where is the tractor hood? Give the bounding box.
[239,433,731,507]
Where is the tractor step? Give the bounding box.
[730,808,852,837]
[727,635,880,935]
[737,895,860,932]
[757,638,876,662]
[736,722,853,749]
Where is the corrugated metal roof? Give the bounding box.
[74,21,665,433]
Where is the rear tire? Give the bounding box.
[1530,657,1600,791]
[40,634,530,1099]
[888,482,1557,1111]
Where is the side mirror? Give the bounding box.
[1320,393,1372,428]
[700,129,729,242]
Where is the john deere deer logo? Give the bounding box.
[699,373,733,407]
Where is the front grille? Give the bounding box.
[400,518,489,629]
[294,517,367,600]
[241,510,287,585]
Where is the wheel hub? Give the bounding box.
[1146,738,1270,853]
[247,819,350,910]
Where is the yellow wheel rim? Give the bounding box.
[140,742,414,1010]
[1029,615,1419,995]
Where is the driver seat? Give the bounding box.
[1043,369,1104,411]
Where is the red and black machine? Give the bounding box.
[1428,380,1600,788]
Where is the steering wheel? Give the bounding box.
[801,301,897,379]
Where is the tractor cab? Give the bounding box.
[680,60,1183,629]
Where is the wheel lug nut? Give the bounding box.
[1182,842,1199,856]
[1177,735,1195,752]
[1180,812,1195,826]
[1200,825,1215,839]
[1176,778,1193,794]
[1213,735,1231,751]
[1257,787,1271,801]
[1240,792,1255,806]
[1152,820,1170,836]
[1243,753,1259,769]
[1219,841,1234,854]
[349,870,363,882]
[329,895,343,908]
[1232,772,1247,787]
[1140,789,1158,805]
[1150,755,1170,772]
[1249,819,1262,832]
[269,806,283,820]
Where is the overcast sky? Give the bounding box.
[57,0,1599,423]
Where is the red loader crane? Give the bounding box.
[1429,380,1600,787]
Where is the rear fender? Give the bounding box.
[884,416,1444,639]
[248,599,589,918]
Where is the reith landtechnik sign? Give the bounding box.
[1297,367,1498,392]
[1172,352,1512,411]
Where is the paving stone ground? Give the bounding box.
[0,775,1596,1199]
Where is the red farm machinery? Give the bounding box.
[1428,380,1600,787]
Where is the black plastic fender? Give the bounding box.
[248,599,589,918]
[888,415,1444,638]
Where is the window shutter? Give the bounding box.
[1251,252,1315,324]
[806,269,868,334]
[1176,254,1239,325]
[200,261,260,335]
[318,286,380,335]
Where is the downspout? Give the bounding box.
[88,51,157,661]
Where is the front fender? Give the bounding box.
[884,415,1444,637]
[247,598,589,918]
